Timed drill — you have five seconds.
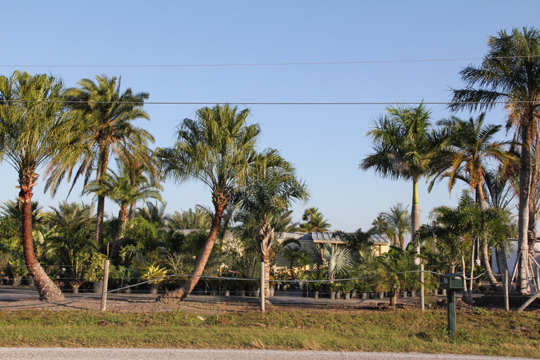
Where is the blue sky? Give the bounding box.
[0,2,537,232]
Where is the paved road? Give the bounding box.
[0,349,534,360]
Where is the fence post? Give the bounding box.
[100,259,110,312]
[504,269,509,312]
[420,263,425,312]
[260,261,265,313]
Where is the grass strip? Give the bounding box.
[0,308,539,357]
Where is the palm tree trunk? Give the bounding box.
[19,173,64,301]
[95,144,109,247]
[517,116,533,294]
[496,246,509,281]
[129,202,136,222]
[476,184,499,286]
[411,179,424,311]
[257,221,274,301]
[111,205,129,259]
[158,199,226,301]
[411,179,421,245]
[95,195,105,247]
[528,133,540,258]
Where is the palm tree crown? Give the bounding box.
[48,74,154,247]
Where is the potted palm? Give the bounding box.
[328,282,339,300]
[342,281,354,300]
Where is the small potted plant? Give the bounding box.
[8,258,28,286]
[118,265,138,294]
[83,252,107,293]
[140,263,168,294]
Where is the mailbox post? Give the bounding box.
[440,273,465,333]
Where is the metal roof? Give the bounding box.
[370,233,391,245]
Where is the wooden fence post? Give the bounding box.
[100,259,110,312]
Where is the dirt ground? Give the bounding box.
[0,286,482,314]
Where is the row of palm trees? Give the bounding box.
[0,72,310,302]
[362,27,540,295]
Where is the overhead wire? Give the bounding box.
[1,55,539,68]
[0,100,535,106]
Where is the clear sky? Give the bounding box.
[0,2,537,233]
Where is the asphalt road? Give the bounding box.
[0,349,534,360]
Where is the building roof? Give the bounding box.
[370,233,391,245]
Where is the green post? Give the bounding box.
[447,290,456,333]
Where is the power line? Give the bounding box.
[0,100,535,106]
[1,56,539,69]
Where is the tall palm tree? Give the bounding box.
[238,151,309,300]
[449,27,540,293]
[428,113,516,285]
[361,103,440,309]
[0,71,86,301]
[157,104,261,300]
[361,104,438,243]
[46,75,154,248]
[381,203,411,250]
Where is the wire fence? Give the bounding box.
[0,270,503,311]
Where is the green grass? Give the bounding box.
[0,308,539,357]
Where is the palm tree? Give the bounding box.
[361,104,438,243]
[238,151,309,299]
[311,240,353,281]
[449,27,540,293]
[371,214,390,235]
[299,207,331,232]
[137,201,169,227]
[0,71,86,301]
[361,103,439,309]
[381,203,411,250]
[157,104,261,300]
[168,208,212,230]
[46,202,96,283]
[47,75,154,248]
[83,163,162,252]
[428,113,516,285]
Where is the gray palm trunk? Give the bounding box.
[257,221,274,302]
[517,121,533,294]
[411,179,423,310]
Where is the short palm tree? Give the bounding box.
[157,104,261,300]
[47,75,154,248]
[0,71,86,301]
[168,208,212,230]
[238,151,309,299]
[83,163,162,245]
[299,207,331,232]
[449,27,540,293]
[381,203,411,250]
